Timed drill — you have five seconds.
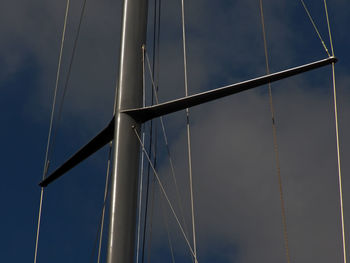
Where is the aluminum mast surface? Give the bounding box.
[107,0,148,262]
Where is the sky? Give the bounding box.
[1,0,350,262]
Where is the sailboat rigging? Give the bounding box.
[34,0,346,262]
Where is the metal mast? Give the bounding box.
[107,0,148,262]
[38,2,336,262]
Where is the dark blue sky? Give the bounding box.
[1,0,350,262]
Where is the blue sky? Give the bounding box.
[1,0,350,262]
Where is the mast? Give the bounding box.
[107,0,148,262]
[37,2,337,262]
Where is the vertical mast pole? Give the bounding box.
[107,0,148,262]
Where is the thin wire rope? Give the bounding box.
[136,130,146,263]
[323,2,347,263]
[145,8,162,257]
[155,0,162,95]
[49,0,88,157]
[89,210,105,263]
[181,1,197,262]
[136,45,147,263]
[160,192,176,263]
[33,188,44,263]
[89,217,102,263]
[146,174,157,263]
[259,2,290,263]
[323,0,335,56]
[331,62,347,263]
[144,3,177,259]
[133,127,196,259]
[141,49,157,263]
[141,135,152,263]
[88,145,112,263]
[299,0,330,56]
[33,1,70,262]
[141,3,159,258]
[145,53,179,191]
[145,52,191,237]
[329,60,348,262]
[96,144,113,263]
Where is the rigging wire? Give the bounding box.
[145,51,191,238]
[48,0,89,159]
[323,2,347,263]
[141,139,153,263]
[137,129,147,263]
[33,1,71,262]
[136,45,147,263]
[145,46,190,262]
[141,1,162,261]
[161,195,176,263]
[258,1,291,263]
[141,133,153,263]
[36,0,109,260]
[147,174,157,263]
[89,214,102,263]
[146,3,164,259]
[323,0,334,56]
[299,0,330,56]
[180,1,198,262]
[88,145,112,263]
[133,127,196,259]
[96,144,113,263]
[145,1,177,259]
